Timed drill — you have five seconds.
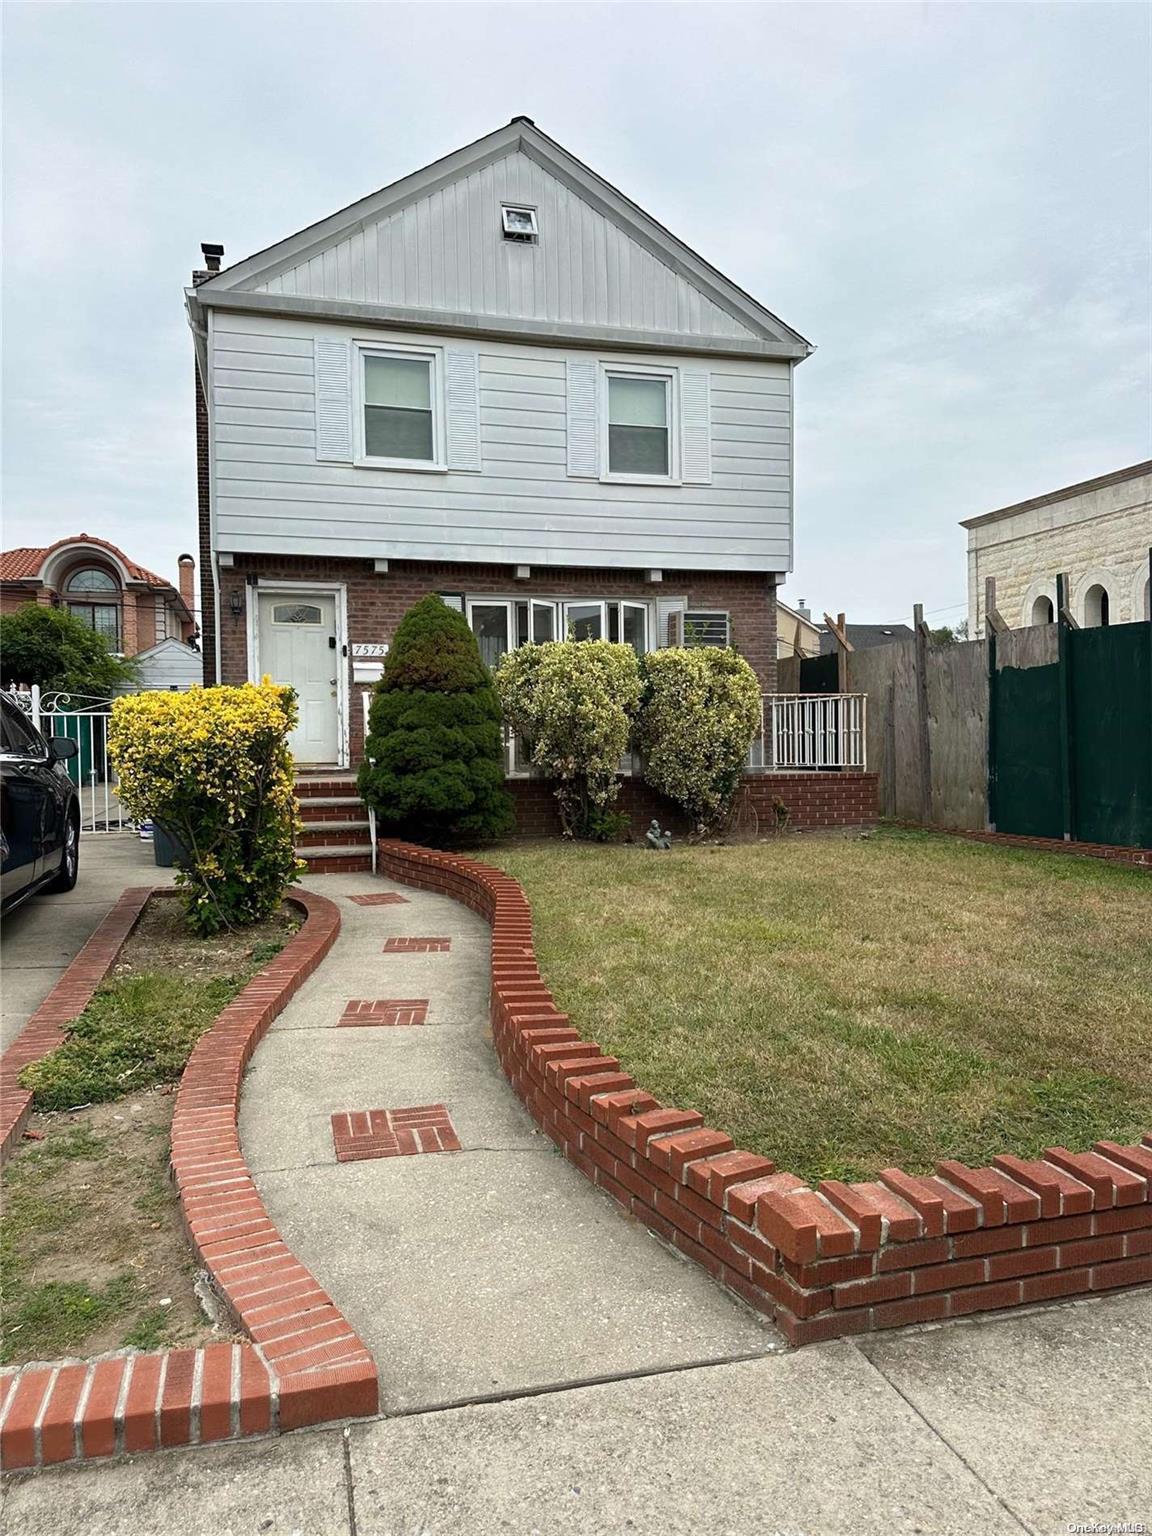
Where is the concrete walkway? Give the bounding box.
[0,833,172,1051]
[238,871,777,1413]
[4,863,1149,1533]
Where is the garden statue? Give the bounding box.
[645,820,673,850]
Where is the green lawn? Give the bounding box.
[485,829,1152,1184]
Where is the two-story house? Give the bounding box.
[188,118,811,769]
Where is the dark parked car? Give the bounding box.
[1,690,81,913]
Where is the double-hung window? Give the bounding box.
[360,348,439,467]
[605,370,675,481]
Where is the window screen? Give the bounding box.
[364,354,434,461]
[608,376,669,476]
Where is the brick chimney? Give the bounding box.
[177,553,196,638]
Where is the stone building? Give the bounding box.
[962,461,1152,637]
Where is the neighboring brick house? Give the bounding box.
[962,461,1152,637]
[187,118,812,767]
[0,535,199,660]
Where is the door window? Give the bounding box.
[563,602,606,642]
[468,602,512,670]
[272,603,324,625]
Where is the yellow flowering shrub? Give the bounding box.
[495,641,641,838]
[637,648,763,836]
[109,681,303,935]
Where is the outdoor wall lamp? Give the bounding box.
[229,591,244,618]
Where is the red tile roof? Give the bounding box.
[0,535,174,591]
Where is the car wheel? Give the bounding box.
[47,813,80,893]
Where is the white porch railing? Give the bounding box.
[7,683,129,832]
[766,693,867,772]
[356,684,866,778]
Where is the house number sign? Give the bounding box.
[351,643,389,657]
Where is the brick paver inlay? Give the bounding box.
[348,892,410,906]
[331,1105,462,1161]
[382,936,451,953]
[339,999,430,1028]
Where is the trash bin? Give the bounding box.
[153,824,187,869]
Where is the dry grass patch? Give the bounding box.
[486,828,1152,1184]
[1,896,297,1366]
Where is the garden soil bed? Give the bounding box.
[0,896,299,1368]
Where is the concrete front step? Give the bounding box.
[297,845,373,874]
[299,803,365,825]
[298,822,370,848]
[295,774,360,799]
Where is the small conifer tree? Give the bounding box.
[357,595,513,846]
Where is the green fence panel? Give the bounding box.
[798,653,840,695]
[1069,622,1152,848]
[991,663,1063,839]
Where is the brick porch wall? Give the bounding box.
[215,554,780,762]
[510,773,879,838]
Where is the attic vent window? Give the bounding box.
[501,205,538,242]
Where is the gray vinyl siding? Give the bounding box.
[124,641,204,692]
[249,151,756,343]
[209,312,792,573]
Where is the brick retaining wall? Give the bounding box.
[0,887,378,1471]
[376,840,1152,1346]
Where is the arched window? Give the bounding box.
[1030,595,1054,626]
[1083,583,1110,627]
[65,566,121,646]
[66,568,119,594]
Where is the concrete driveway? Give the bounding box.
[1,832,172,1051]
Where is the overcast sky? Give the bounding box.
[3,1,1149,627]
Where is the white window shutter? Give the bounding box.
[656,597,688,649]
[445,349,482,471]
[680,369,712,484]
[314,338,352,462]
[566,359,599,477]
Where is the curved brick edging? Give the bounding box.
[376,839,1152,1346]
[170,888,377,1430]
[0,886,378,1471]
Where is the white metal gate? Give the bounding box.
[7,684,128,833]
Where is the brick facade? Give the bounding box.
[216,553,779,762]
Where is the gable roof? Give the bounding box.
[1,535,177,593]
[819,622,914,654]
[190,119,811,359]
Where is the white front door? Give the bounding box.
[257,592,340,763]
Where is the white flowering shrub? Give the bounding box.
[495,641,642,838]
[637,647,762,836]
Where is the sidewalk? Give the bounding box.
[0,833,171,1051]
[3,866,1149,1533]
[5,1290,1147,1534]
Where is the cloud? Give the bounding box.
[2,1,1149,621]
